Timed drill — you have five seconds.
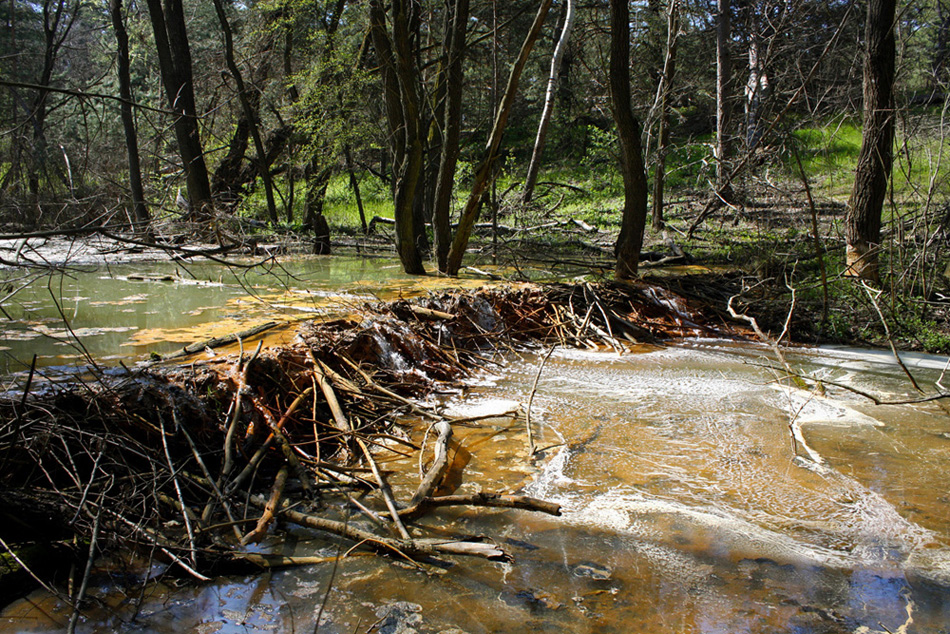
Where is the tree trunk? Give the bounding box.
[652,0,679,231]
[304,162,332,254]
[715,0,733,201]
[432,0,470,272]
[522,0,575,203]
[369,0,425,274]
[145,0,214,222]
[212,114,251,204]
[26,0,79,202]
[211,0,279,225]
[846,0,897,283]
[109,0,150,235]
[344,146,368,234]
[445,0,553,277]
[744,8,770,150]
[609,0,649,280]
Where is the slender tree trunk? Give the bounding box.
[145,0,214,222]
[2,0,22,194]
[344,146,368,234]
[212,114,251,204]
[27,0,79,201]
[445,0,553,276]
[212,0,279,225]
[846,0,897,282]
[432,0,469,272]
[522,0,575,203]
[715,0,733,201]
[109,0,150,235]
[304,161,332,254]
[369,0,425,274]
[652,0,679,231]
[609,0,649,280]
[744,9,770,150]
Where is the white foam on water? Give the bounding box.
[524,444,575,503]
[443,397,521,419]
[565,491,857,569]
[776,385,885,427]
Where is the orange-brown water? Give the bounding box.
[4,342,950,633]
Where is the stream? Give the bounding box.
[2,259,950,632]
[4,341,950,632]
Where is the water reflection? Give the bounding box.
[0,256,486,376]
[3,340,950,632]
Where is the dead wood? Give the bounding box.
[408,420,453,508]
[0,280,747,599]
[398,492,562,523]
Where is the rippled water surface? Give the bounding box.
[4,339,950,633]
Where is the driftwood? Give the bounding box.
[0,280,749,604]
[409,421,453,508]
[250,496,511,562]
[164,321,278,359]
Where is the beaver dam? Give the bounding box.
[3,279,950,633]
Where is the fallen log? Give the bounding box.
[250,496,511,562]
[164,321,278,359]
[399,492,562,523]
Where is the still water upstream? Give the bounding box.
[2,259,950,632]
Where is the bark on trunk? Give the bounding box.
[609,0,649,280]
[344,146,368,234]
[212,0,279,225]
[715,0,733,201]
[26,0,79,200]
[369,0,425,274]
[846,0,897,283]
[445,0,553,277]
[109,0,150,235]
[651,0,679,231]
[432,0,470,272]
[522,0,575,204]
[145,0,214,222]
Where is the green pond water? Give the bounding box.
[0,255,484,377]
[2,258,950,633]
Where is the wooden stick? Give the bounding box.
[250,496,510,561]
[399,492,562,522]
[222,340,262,480]
[408,421,452,508]
[234,552,374,568]
[241,466,288,545]
[309,351,349,432]
[525,347,555,456]
[356,436,411,540]
[408,305,456,321]
[164,322,277,359]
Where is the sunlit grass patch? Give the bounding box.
[790,119,862,199]
[324,172,393,229]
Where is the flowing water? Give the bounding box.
[4,338,950,633]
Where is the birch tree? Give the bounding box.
[522,0,575,203]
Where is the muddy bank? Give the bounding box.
[0,280,749,615]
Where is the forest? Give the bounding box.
[0,1,946,291]
[3,1,950,632]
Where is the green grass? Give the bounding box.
[323,173,393,229]
[790,119,862,199]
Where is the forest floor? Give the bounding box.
[4,174,950,355]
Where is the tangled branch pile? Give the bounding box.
[0,280,745,603]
